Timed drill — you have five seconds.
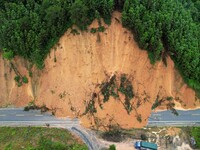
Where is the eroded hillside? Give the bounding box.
[0,12,199,129]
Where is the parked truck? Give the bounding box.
[134,141,157,150]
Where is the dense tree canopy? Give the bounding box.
[0,0,199,93]
[0,0,72,68]
[122,0,200,92]
[0,0,114,68]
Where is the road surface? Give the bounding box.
[1,107,200,149]
[148,109,200,126]
[0,107,102,150]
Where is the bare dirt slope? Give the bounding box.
[0,12,199,129]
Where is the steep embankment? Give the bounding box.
[0,12,199,128]
[0,56,33,106]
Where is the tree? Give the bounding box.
[69,0,89,30]
[122,0,200,93]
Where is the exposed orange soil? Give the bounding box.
[0,12,199,129]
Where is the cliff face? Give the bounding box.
[0,12,199,128]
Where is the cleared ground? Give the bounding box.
[98,127,200,150]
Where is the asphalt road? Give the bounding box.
[0,107,102,150]
[1,107,200,149]
[148,109,200,126]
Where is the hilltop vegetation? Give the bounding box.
[122,0,200,93]
[0,0,199,92]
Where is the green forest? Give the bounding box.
[0,0,199,93]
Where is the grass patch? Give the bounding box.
[191,127,200,148]
[0,127,87,150]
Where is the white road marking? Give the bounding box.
[192,114,200,116]
[149,121,200,122]
[0,114,6,117]
[0,108,24,110]
[0,121,80,124]
[16,114,24,116]
[35,114,43,117]
[152,114,161,116]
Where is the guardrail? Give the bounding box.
[71,127,96,150]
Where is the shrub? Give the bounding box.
[109,144,116,150]
[14,75,20,83]
[102,128,123,142]
[90,28,97,33]
[98,26,105,32]
[70,29,80,35]
[141,134,147,140]
[166,96,173,101]
[2,50,13,61]
[29,71,33,77]
[151,99,160,110]
[136,114,142,123]
[22,76,28,83]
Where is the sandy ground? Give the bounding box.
[100,139,136,150]
[98,127,193,150]
[99,137,192,150]
[0,12,199,129]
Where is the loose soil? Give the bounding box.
[0,12,199,129]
